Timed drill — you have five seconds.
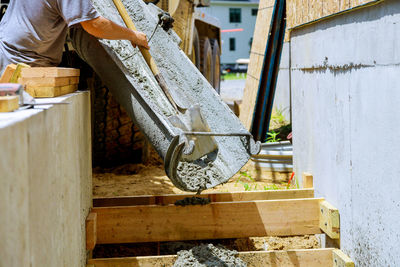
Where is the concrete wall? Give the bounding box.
[202,0,259,65]
[291,0,400,266]
[0,92,92,266]
[273,41,291,121]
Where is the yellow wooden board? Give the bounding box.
[0,96,19,112]
[18,76,79,87]
[93,189,315,207]
[21,67,80,78]
[0,64,17,83]
[86,212,97,251]
[25,84,78,98]
[10,63,30,83]
[333,249,355,267]
[287,0,381,29]
[320,200,340,239]
[93,198,323,244]
[302,172,314,188]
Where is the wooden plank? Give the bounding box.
[10,63,30,83]
[18,76,79,87]
[93,189,315,207]
[25,84,78,98]
[86,212,97,251]
[287,0,379,29]
[309,0,323,22]
[21,67,80,78]
[286,0,295,29]
[333,249,355,267]
[302,172,314,188]
[88,248,334,267]
[320,201,340,239]
[240,249,333,267]
[0,96,19,112]
[93,198,324,244]
[295,0,303,25]
[0,64,17,83]
[341,0,351,11]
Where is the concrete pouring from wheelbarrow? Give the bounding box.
[90,0,260,192]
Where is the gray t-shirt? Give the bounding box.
[0,0,99,73]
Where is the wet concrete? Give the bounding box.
[173,244,247,267]
[174,196,210,206]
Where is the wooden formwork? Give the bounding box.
[86,174,354,267]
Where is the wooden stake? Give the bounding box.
[320,201,340,239]
[333,249,355,267]
[86,212,97,251]
[303,172,314,188]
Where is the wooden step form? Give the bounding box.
[86,174,354,266]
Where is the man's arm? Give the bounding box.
[80,16,150,49]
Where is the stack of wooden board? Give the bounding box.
[19,67,80,98]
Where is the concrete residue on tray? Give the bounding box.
[174,196,210,206]
[173,244,247,267]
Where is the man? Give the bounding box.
[0,0,150,73]
[0,0,154,145]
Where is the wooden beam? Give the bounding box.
[25,84,78,98]
[93,198,324,244]
[0,96,19,112]
[88,248,334,267]
[10,63,30,83]
[21,67,80,78]
[303,172,314,188]
[93,189,315,207]
[320,201,340,239]
[18,76,79,87]
[333,249,355,267]
[86,212,97,251]
[0,64,17,83]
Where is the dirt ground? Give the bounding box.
[92,151,320,259]
[93,152,295,197]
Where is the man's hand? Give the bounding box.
[130,31,150,49]
[81,16,150,50]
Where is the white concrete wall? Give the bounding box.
[273,41,291,121]
[202,1,259,64]
[291,0,400,266]
[0,92,92,267]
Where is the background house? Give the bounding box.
[200,0,259,68]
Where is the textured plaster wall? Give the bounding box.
[0,92,92,266]
[291,0,400,266]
